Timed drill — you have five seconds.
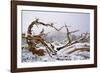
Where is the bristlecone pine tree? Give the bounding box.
[24,19,89,58]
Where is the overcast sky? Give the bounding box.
[21,10,90,35]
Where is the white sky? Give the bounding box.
[21,10,90,35]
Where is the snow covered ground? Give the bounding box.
[21,40,90,62]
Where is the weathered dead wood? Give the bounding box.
[26,19,60,57]
[28,19,64,35]
[26,19,90,58]
[67,48,90,54]
[57,25,89,51]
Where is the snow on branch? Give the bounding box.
[57,25,89,51]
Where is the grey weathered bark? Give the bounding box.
[57,25,88,51]
[26,19,62,57]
